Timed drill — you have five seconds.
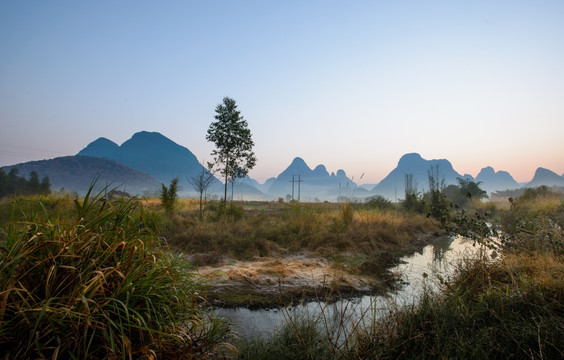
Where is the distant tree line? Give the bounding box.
[0,167,51,198]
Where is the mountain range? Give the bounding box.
[265,157,368,201]
[3,131,563,201]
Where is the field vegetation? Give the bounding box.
[237,186,564,359]
[2,180,563,359]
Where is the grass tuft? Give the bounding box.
[0,189,230,359]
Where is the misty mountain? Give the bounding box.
[2,156,160,195]
[78,132,205,185]
[78,131,265,200]
[526,168,564,188]
[371,153,466,201]
[256,177,276,193]
[475,166,520,194]
[266,157,359,201]
[79,137,120,158]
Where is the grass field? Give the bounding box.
[2,187,562,358]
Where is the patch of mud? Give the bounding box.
[198,254,384,308]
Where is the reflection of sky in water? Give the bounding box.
[216,236,486,338]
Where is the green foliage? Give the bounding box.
[208,201,247,222]
[441,207,500,250]
[0,188,229,359]
[206,97,256,203]
[0,167,50,198]
[402,173,425,213]
[444,177,488,208]
[160,177,179,212]
[364,195,394,210]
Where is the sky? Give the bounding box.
[1,1,563,184]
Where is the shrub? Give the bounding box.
[364,195,394,210]
[160,177,179,212]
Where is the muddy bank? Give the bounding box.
[198,254,400,309]
[194,229,444,309]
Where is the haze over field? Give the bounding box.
[1,1,563,184]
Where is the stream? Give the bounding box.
[215,236,486,338]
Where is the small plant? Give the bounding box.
[160,177,179,212]
[188,165,216,221]
[364,195,394,210]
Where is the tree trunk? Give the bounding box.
[199,192,203,221]
[223,159,228,204]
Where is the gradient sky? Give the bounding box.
[1,1,563,184]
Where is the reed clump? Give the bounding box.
[0,190,230,359]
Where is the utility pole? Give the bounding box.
[289,175,295,201]
[289,174,303,201]
[297,174,303,202]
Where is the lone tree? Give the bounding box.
[206,97,256,203]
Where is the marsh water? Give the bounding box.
[216,236,485,338]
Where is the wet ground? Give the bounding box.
[198,253,397,308]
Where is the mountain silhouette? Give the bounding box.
[78,137,120,158]
[371,153,466,200]
[266,157,358,200]
[6,132,563,201]
[526,167,564,188]
[78,131,205,185]
[475,166,519,194]
[2,156,160,195]
[78,131,265,199]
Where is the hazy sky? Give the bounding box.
[1,1,563,184]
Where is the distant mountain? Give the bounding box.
[266,157,359,201]
[78,131,204,185]
[526,168,564,188]
[475,166,519,194]
[79,137,119,158]
[78,131,266,200]
[2,156,160,195]
[255,177,276,193]
[371,153,464,201]
[358,184,378,191]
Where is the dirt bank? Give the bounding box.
[198,253,397,308]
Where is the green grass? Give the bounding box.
[0,189,230,359]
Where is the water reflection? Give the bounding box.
[216,236,483,338]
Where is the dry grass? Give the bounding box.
[234,191,564,359]
[159,201,438,270]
